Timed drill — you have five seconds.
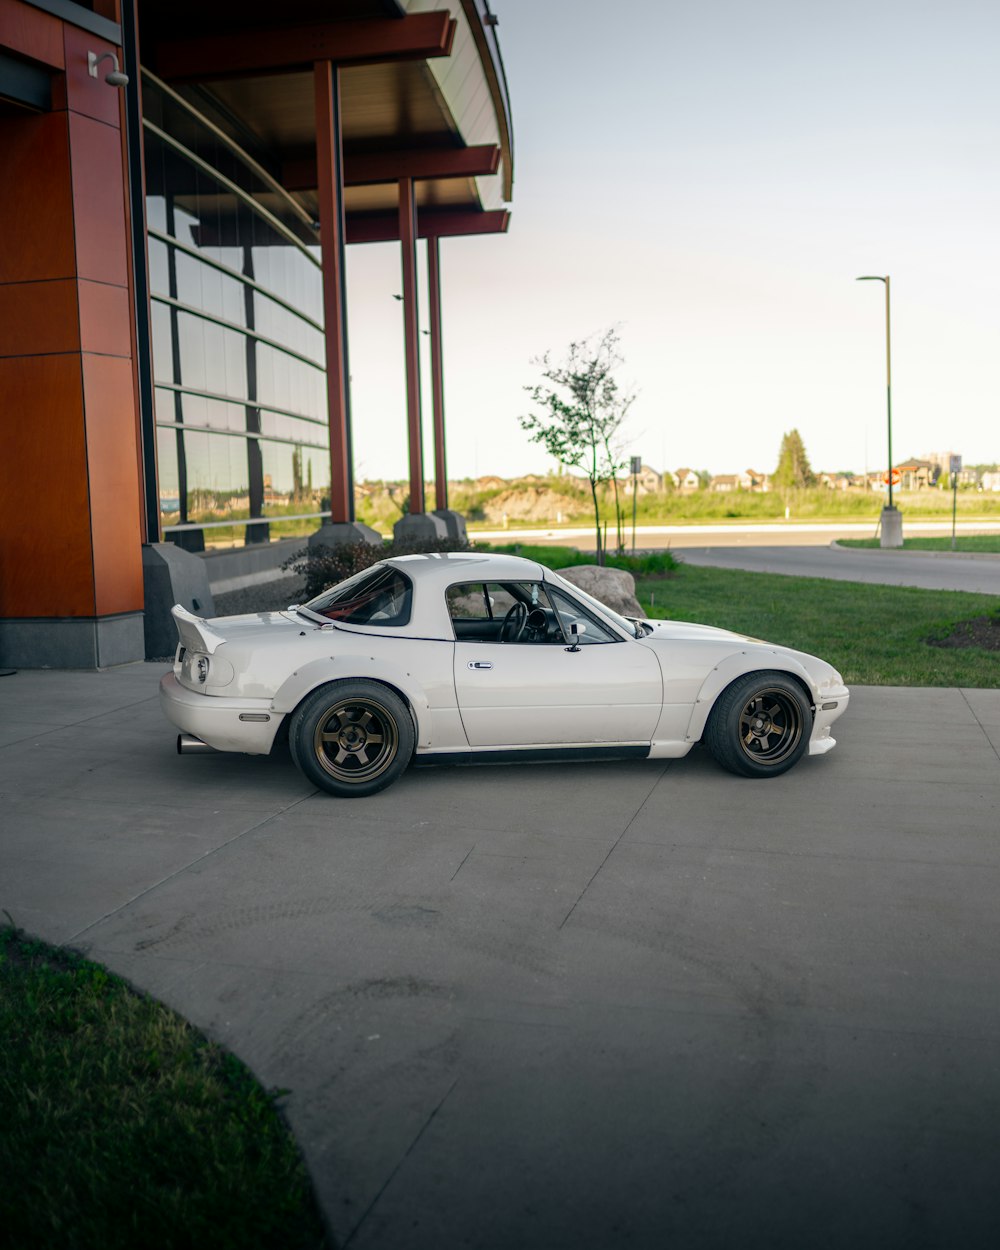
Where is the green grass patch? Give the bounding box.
[635,564,1000,687]
[476,541,679,576]
[839,535,1000,553]
[0,925,328,1250]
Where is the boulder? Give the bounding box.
[559,565,643,618]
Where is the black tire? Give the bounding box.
[704,672,812,778]
[289,680,414,797]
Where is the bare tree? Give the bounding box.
[520,328,635,563]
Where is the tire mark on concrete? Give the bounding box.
[68,791,317,943]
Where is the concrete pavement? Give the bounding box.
[3,665,1000,1249]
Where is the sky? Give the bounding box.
[343,0,1000,482]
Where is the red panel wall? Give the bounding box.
[0,0,143,624]
[0,355,96,616]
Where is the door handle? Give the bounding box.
[467,660,494,670]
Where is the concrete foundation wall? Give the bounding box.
[0,612,144,669]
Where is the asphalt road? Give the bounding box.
[680,544,1000,594]
[3,666,1000,1249]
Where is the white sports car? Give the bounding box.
[160,551,849,797]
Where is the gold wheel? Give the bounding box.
[312,697,399,783]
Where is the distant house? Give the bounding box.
[711,471,759,492]
[981,472,1000,492]
[895,459,937,490]
[709,474,740,493]
[675,467,700,492]
[624,464,666,494]
[817,472,852,491]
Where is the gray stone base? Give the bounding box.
[143,543,216,660]
[393,512,449,543]
[432,509,468,542]
[308,521,383,549]
[0,612,145,669]
[879,506,903,548]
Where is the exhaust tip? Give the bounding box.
[177,733,216,755]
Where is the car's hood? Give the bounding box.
[640,617,761,644]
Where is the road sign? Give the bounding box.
[950,455,962,474]
[882,468,902,486]
[630,455,642,475]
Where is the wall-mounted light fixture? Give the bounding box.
[88,51,129,88]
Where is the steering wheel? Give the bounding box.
[499,601,528,643]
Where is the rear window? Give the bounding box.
[303,564,412,626]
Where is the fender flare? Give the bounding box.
[684,651,816,744]
[270,656,431,747]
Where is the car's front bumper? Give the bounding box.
[808,685,850,756]
[159,672,283,755]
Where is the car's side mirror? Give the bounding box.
[566,621,583,652]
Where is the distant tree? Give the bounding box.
[773,429,816,489]
[520,328,634,563]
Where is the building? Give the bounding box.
[0,0,513,667]
[675,468,700,492]
[709,470,761,493]
[895,459,937,490]
[622,464,665,495]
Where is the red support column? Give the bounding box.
[314,60,353,523]
[427,236,447,511]
[398,176,424,514]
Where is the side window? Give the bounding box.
[485,582,520,617]
[548,586,618,644]
[447,583,491,621]
[303,564,412,625]
[445,580,595,650]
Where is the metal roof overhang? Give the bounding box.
[137,0,513,244]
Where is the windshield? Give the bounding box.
[544,570,640,637]
[302,563,413,625]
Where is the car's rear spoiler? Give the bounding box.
[171,604,227,655]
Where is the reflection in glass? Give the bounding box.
[144,76,329,550]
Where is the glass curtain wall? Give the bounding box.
[142,73,330,549]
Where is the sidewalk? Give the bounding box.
[3,665,1000,1248]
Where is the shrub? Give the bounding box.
[282,535,471,599]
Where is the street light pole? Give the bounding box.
[856,274,901,546]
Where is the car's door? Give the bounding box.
[449,580,662,747]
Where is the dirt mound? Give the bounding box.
[928,616,1000,652]
[480,487,581,524]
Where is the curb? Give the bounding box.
[830,541,1000,562]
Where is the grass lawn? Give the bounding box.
[839,535,1000,553]
[0,925,328,1250]
[635,564,1000,687]
[475,541,679,576]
